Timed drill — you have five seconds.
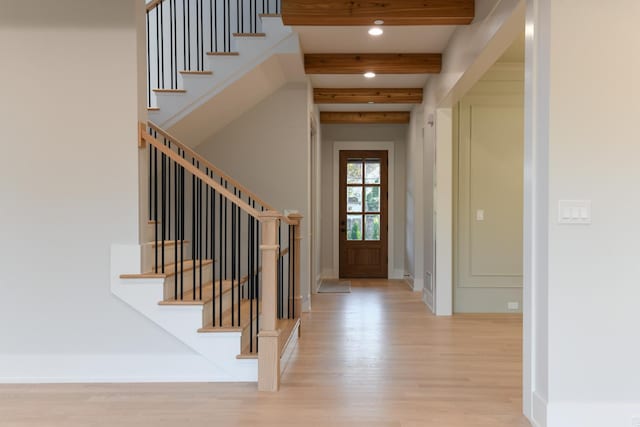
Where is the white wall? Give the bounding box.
[527,0,640,425]
[320,124,407,280]
[0,0,214,382]
[195,83,312,310]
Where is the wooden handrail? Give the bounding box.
[146,0,163,12]
[141,129,264,219]
[147,121,275,211]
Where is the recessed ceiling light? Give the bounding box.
[364,71,376,79]
[368,27,383,36]
[374,20,384,25]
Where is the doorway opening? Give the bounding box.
[339,150,389,278]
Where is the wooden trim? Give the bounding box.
[141,129,263,219]
[258,213,281,391]
[153,89,187,93]
[179,70,213,75]
[206,51,240,56]
[304,54,441,75]
[232,33,266,37]
[314,88,423,104]
[259,13,281,18]
[320,111,410,124]
[146,0,163,12]
[147,121,274,211]
[289,214,303,317]
[281,0,475,26]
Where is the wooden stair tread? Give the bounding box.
[180,70,213,75]
[120,259,213,279]
[147,107,160,111]
[206,51,239,56]
[198,300,260,333]
[259,13,281,18]
[148,240,188,247]
[159,280,234,305]
[232,33,266,37]
[153,88,186,93]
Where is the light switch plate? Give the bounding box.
[507,302,519,310]
[476,209,485,221]
[631,416,640,427]
[558,200,591,224]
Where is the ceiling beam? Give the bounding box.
[320,111,411,124]
[305,54,441,75]
[314,88,423,104]
[281,0,475,26]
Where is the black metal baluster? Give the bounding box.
[183,0,187,70]
[231,195,236,327]
[147,12,152,106]
[219,178,224,326]
[174,149,179,300]
[292,223,295,318]
[154,144,159,272]
[198,165,203,300]
[277,221,281,318]
[169,0,174,89]
[192,159,196,297]
[223,0,227,52]
[180,152,185,299]
[248,198,253,352]
[237,191,241,326]
[213,0,218,52]
[255,215,260,352]
[211,175,216,326]
[186,0,191,69]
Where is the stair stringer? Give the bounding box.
[109,244,257,382]
[150,17,302,129]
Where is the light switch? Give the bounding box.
[476,209,485,221]
[558,200,591,224]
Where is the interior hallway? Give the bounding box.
[0,280,529,426]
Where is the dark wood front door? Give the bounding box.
[339,150,388,278]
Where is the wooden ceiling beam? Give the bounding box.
[305,54,441,75]
[320,112,411,124]
[281,0,475,26]
[314,88,423,104]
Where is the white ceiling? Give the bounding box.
[297,25,456,113]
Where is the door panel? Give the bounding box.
[339,150,388,278]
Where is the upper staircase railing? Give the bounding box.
[146,0,282,107]
[139,121,300,391]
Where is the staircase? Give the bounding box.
[111,123,302,390]
[145,0,301,132]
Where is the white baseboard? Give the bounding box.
[390,269,405,279]
[0,354,253,383]
[545,401,640,427]
[532,392,547,427]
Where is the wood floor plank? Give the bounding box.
[0,279,529,426]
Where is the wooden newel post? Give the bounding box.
[258,210,281,392]
[287,213,304,319]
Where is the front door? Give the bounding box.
[339,150,388,278]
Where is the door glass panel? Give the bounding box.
[347,215,363,241]
[365,215,381,241]
[347,161,363,184]
[365,161,381,184]
[365,186,380,212]
[347,187,362,212]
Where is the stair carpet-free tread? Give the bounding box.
[258,13,281,18]
[149,240,188,248]
[159,279,237,305]
[152,88,187,93]
[120,259,213,279]
[236,317,299,359]
[206,51,240,56]
[198,299,260,333]
[232,33,266,37]
[179,70,213,75]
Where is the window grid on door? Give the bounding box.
[346,158,381,241]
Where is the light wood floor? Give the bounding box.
[0,279,530,426]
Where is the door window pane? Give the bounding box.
[347,187,362,212]
[347,161,363,184]
[347,215,363,241]
[365,161,381,184]
[365,215,381,241]
[365,187,380,212]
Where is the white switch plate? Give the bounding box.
[631,416,640,427]
[476,209,485,221]
[558,200,591,224]
[507,302,519,310]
